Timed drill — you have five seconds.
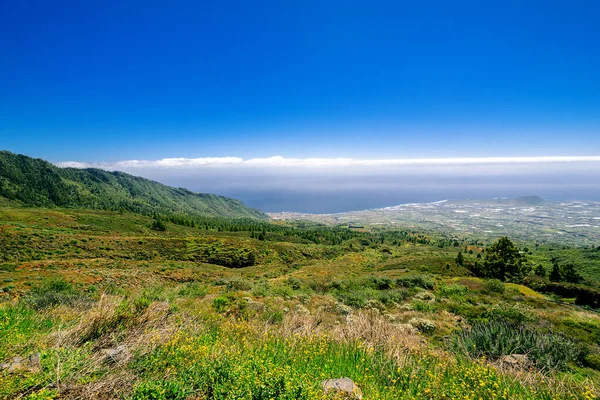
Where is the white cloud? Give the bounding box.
[53,155,600,212]
[55,155,600,170]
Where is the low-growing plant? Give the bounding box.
[396,275,435,290]
[438,283,468,299]
[212,296,230,313]
[484,279,505,294]
[226,277,253,291]
[455,320,582,371]
[411,299,437,313]
[25,278,89,309]
[178,282,207,298]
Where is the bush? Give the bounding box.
[438,283,468,299]
[483,302,536,324]
[178,282,207,298]
[213,296,230,313]
[187,240,257,268]
[455,320,581,371]
[584,353,600,371]
[484,279,505,294]
[377,289,409,306]
[250,281,270,297]
[285,277,303,290]
[396,275,434,290]
[369,276,394,290]
[25,278,88,309]
[524,276,600,308]
[336,288,377,308]
[226,277,253,291]
[409,317,436,334]
[411,299,437,313]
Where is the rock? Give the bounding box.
[1,355,41,373]
[29,353,41,372]
[322,377,363,399]
[500,354,530,368]
[101,345,130,365]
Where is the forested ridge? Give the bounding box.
[0,151,267,219]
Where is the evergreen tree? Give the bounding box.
[455,251,464,266]
[481,237,528,282]
[549,259,562,282]
[561,263,583,283]
[534,264,546,278]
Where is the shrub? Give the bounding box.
[377,289,409,306]
[524,276,600,308]
[251,281,270,297]
[178,282,207,298]
[369,276,394,290]
[213,296,230,313]
[584,353,600,371]
[187,240,257,268]
[336,288,377,308]
[132,380,190,400]
[455,320,581,371]
[285,277,303,290]
[411,299,437,313]
[484,279,505,294]
[409,317,436,334]
[226,277,253,291]
[396,275,434,290]
[413,291,435,302]
[25,278,88,309]
[438,283,468,299]
[483,302,536,324]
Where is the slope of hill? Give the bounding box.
[0,151,267,219]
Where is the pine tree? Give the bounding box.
[549,259,562,282]
[455,251,464,266]
[534,264,546,278]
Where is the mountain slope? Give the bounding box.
[0,151,268,219]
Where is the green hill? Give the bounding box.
[0,151,268,219]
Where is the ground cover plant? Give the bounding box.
[1,206,599,399]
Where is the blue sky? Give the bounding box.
[1,1,600,211]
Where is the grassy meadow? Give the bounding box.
[1,207,599,399]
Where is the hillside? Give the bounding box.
[0,151,267,219]
[1,207,599,399]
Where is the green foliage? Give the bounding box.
[456,320,581,371]
[226,277,253,291]
[484,279,505,294]
[550,259,562,282]
[524,276,600,308]
[0,150,267,219]
[438,283,468,299]
[213,296,230,313]
[25,278,88,309]
[177,282,207,298]
[534,264,546,278]
[561,263,583,284]
[186,240,257,268]
[395,275,434,290]
[131,380,190,400]
[456,251,464,266]
[482,302,536,324]
[479,237,529,282]
[150,217,167,231]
